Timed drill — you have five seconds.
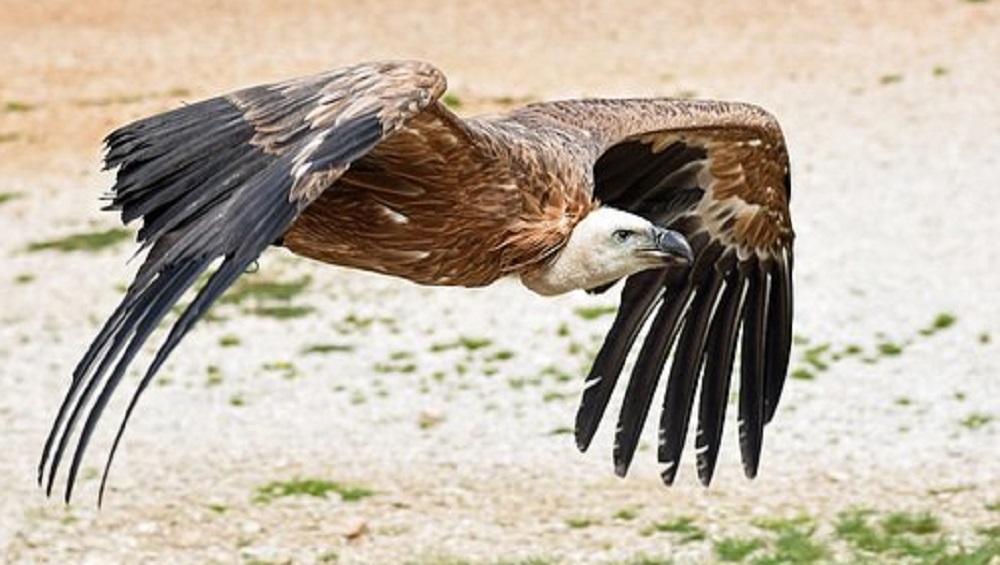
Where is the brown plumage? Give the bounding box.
[39,60,794,503]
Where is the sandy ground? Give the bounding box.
[2,1,999,563]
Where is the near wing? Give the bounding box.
[527,99,794,486]
[39,61,447,502]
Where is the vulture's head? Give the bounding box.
[521,207,693,296]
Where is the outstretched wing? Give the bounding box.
[520,99,793,486]
[39,61,447,502]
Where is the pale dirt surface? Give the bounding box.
[2,1,1000,563]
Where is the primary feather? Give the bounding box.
[40,60,794,502]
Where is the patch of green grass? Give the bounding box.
[222,274,311,305]
[877,341,904,356]
[834,508,950,560]
[489,349,515,362]
[228,393,245,407]
[490,95,538,108]
[933,66,949,76]
[302,343,354,354]
[219,334,241,347]
[317,550,339,563]
[920,312,957,336]
[802,343,831,371]
[836,508,889,552]
[262,360,299,380]
[714,536,764,562]
[205,365,223,387]
[14,273,35,285]
[926,484,975,496]
[752,515,814,534]
[960,412,994,430]
[417,411,445,430]
[373,361,417,374]
[881,511,941,536]
[614,506,641,521]
[459,336,492,351]
[539,366,573,383]
[573,305,617,321]
[249,305,315,319]
[336,313,375,333]
[548,426,573,436]
[542,390,571,402]
[791,367,815,381]
[842,343,863,355]
[0,192,24,205]
[565,517,598,529]
[442,93,463,109]
[751,516,827,564]
[979,332,991,345]
[430,336,493,352]
[254,477,374,504]
[642,516,706,542]
[880,73,904,85]
[944,540,1000,564]
[3,101,34,113]
[27,228,131,253]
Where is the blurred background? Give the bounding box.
[1,1,998,563]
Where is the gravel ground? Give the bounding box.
[1,1,998,563]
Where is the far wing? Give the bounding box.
[39,61,447,502]
[524,99,794,485]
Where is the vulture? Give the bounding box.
[39,60,794,503]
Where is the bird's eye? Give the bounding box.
[613,229,633,243]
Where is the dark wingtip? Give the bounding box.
[614,458,629,478]
[697,462,715,487]
[660,461,679,486]
[742,447,761,480]
[574,374,606,453]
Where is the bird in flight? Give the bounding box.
[39,60,794,503]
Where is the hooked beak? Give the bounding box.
[642,226,694,264]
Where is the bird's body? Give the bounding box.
[40,61,794,503]
[282,105,596,287]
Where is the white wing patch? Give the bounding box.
[377,203,410,225]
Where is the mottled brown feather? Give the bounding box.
[284,103,596,286]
